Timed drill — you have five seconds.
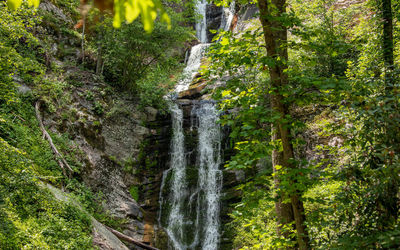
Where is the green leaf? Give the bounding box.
[222,90,231,97]
[220,37,229,46]
[124,0,140,23]
[161,12,171,30]
[7,0,22,10]
[27,0,40,8]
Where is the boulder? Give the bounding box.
[178,81,208,99]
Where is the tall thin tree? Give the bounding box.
[257,0,309,248]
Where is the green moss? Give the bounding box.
[129,186,139,201]
[145,157,158,169]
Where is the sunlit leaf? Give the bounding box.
[125,0,140,23]
[27,0,40,8]
[220,37,229,46]
[7,0,22,10]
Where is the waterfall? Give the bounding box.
[164,103,189,249]
[159,0,230,249]
[220,0,236,32]
[194,102,222,249]
[195,0,208,43]
[162,101,222,250]
[174,0,210,93]
[175,44,210,93]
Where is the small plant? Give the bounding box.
[92,101,104,116]
[123,157,136,173]
[92,120,101,127]
[69,79,83,87]
[85,91,94,101]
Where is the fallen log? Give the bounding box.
[35,101,73,177]
[105,226,159,250]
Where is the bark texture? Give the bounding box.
[382,0,394,67]
[380,0,398,224]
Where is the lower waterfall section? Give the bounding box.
[159,101,222,250]
[165,103,189,249]
[195,102,222,250]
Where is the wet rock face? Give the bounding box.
[135,112,173,247]
[206,4,223,42]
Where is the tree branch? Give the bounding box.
[105,226,159,250]
[35,101,73,177]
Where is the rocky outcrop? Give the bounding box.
[178,78,208,99]
[233,4,260,33]
[134,111,172,247]
[41,67,159,246]
[39,0,72,24]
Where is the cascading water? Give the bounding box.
[195,0,208,43]
[175,44,210,93]
[165,103,188,249]
[159,1,235,249]
[160,101,222,250]
[174,0,209,93]
[194,102,222,249]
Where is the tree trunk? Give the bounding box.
[271,123,295,239]
[96,16,104,75]
[380,0,398,224]
[258,0,309,248]
[382,0,394,94]
[382,0,394,68]
[81,17,85,65]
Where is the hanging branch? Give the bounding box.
[35,101,73,177]
[105,226,159,250]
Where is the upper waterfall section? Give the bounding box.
[196,0,208,43]
[174,0,236,94]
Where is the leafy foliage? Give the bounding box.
[0,138,92,249]
[6,0,170,32]
[206,0,400,248]
[88,6,192,108]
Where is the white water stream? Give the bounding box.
[162,101,222,250]
[174,44,210,93]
